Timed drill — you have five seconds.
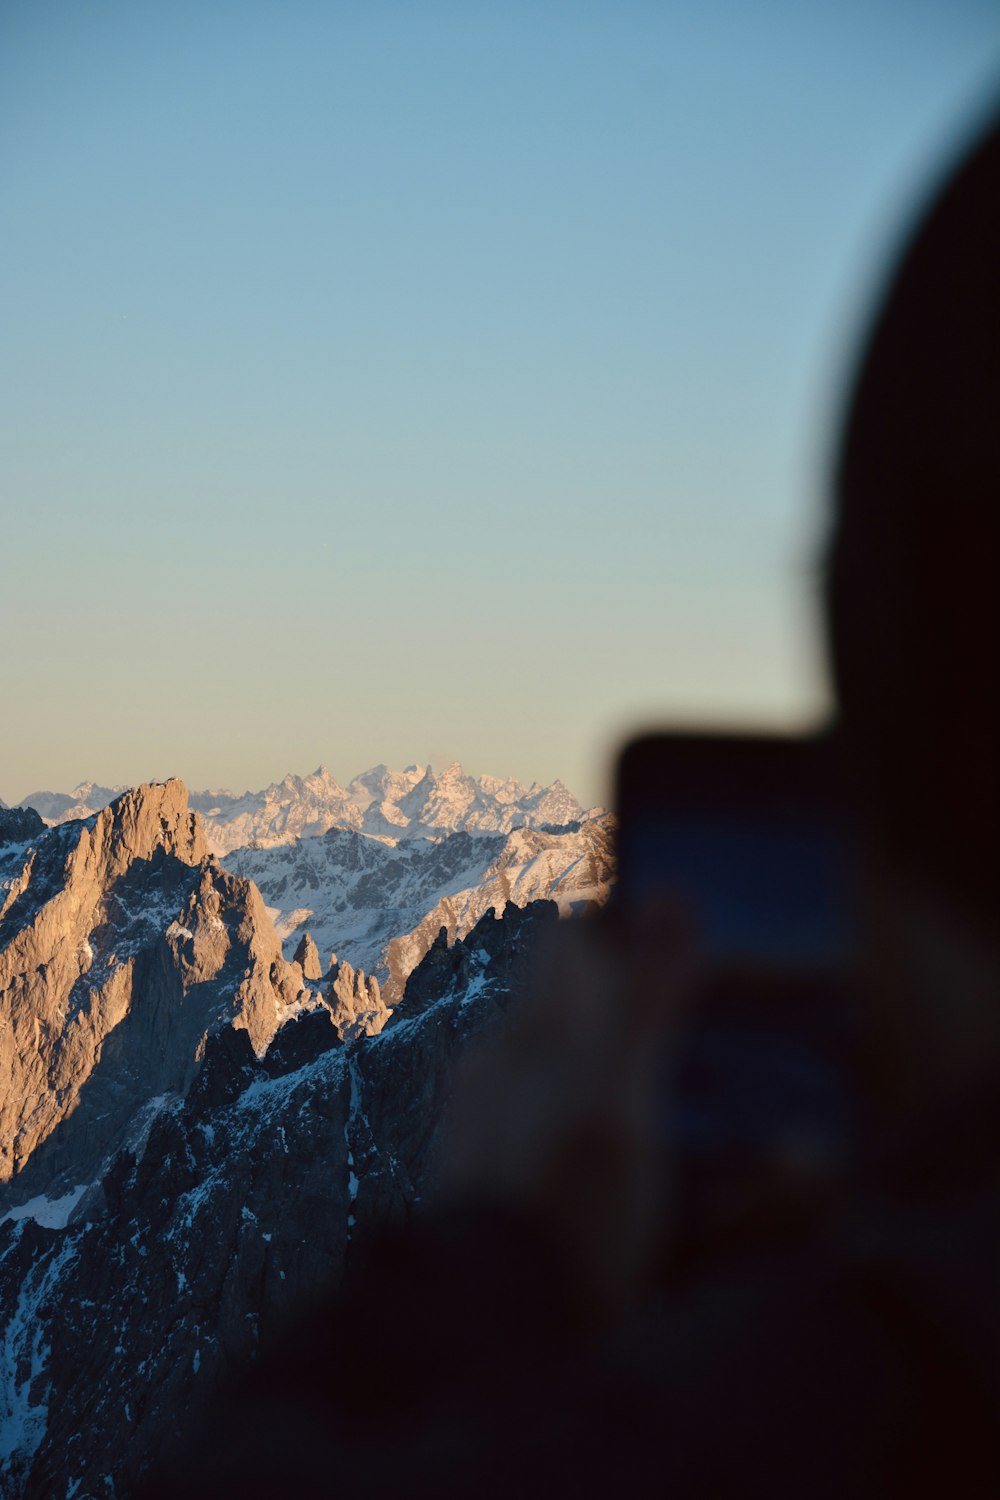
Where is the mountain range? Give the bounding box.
[0,766,613,1497]
[228,816,613,1003]
[9,763,613,1007]
[12,762,599,854]
[0,762,858,1497]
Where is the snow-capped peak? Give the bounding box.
[17,761,595,857]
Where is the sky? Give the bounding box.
[2,0,997,808]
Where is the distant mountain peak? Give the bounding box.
[16,761,598,859]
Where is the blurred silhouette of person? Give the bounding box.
[143,105,999,1500]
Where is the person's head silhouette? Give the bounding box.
[827,108,1000,1113]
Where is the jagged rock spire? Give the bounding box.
[0,780,309,1206]
[326,954,388,1043]
[293,931,323,981]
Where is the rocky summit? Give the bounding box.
[0,781,314,1214]
[0,766,610,1499]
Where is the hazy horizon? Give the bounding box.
[3,1,997,807]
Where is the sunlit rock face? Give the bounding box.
[0,900,558,1500]
[0,781,314,1210]
[292,930,323,980]
[325,954,388,1042]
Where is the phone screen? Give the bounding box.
[616,731,862,1258]
[616,730,856,971]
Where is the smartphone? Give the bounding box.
[615,728,856,973]
[615,728,861,1257]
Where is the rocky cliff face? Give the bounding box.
[0,901,558,1500]
[0,782,313,1213]
[0,809,45,847]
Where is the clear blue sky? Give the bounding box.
[2,0,997,806]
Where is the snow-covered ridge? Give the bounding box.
[227,814,616,1002]
[10,782,129,826]
[14,762,604,857]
